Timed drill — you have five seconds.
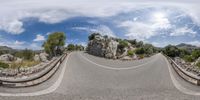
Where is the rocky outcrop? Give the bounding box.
[0,54,15,62]
[34,52,49,62]
[87,34,120,59]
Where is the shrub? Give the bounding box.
[0,62,9,69]
[88,33,100,40]
[196,62,200,69]
[118,40,129,50]
[135,48,145,55]
[183,55,195,62]
[138,54,144,59]
[10,60,40,68]
[127,50,135,56]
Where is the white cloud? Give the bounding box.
[72,25,116,37]
[14,40,25,45]
[119,21,156,40]
[33,34,45,42]
[0,20,24,34]
[170,26,196,36]
[1,0,200,35]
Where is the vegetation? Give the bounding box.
[163,45,180,57]
[127,50,135,56]
[196,62,200,69]
[14,49,35,60]
[9,60,40,69]
[43,32,66,57]
[118,40,129,50]
[88,33,100,40]
[0,61,9,69]
[66,44,84,51]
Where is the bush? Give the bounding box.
[196,62,200,69]
[118,40,129,50]
[138,54,144,59]
[0,62,9,69]
[10,60,40,68]
[88,33,100,40]
[135,48,145,55]
[183,55,195,62]
[14,49,35,60]
[127,50,135,56]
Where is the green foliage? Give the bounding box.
[136,41,143,48]
[135,47,145,55]
[0,62,9,69]
[142,44,155,55]
[191,49,200,59]
[43,32,66,57]
[127,39,137,46]
[127,50,135,56]
[88,33,100,40]
[196,62,200,69]
[179,49,191,58]
[118,40,129,50]
[14,49,35,60]
[67,44,84,51]
[183,55,195,62]
[9,60,40,68]
[163,45,180,57]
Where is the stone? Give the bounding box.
[34,54,40,62]
[87,34,119,59]
[15,57,23,63]
[121,56,132,61]
[39,52,49,62]
[0,54,15,62]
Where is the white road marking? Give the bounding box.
[79,53,157,70]
[0,53,72,96]
[164,55,200,96]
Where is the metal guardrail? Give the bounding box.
[163,54,200,85]
[0,53,68,87]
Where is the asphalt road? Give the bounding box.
[0,51,200,100]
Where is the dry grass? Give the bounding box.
[9,60,40,69]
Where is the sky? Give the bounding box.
[1,0,200,50]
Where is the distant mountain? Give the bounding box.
[0,46,14,51]
[176,43,199,51]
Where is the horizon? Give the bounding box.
[1,0,200,50]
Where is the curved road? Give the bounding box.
[0,52,200,100]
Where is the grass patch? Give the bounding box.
[127,50,135,56]
[0,61,9,69]
[9,60,40,69]
[196,62,200,69]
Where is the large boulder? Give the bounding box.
[34,54,40,62]
[33,52,49,62]
[39,52,49,62]
[87,34,119,59]
[0,54,15,62]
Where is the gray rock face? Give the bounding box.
[34,54,40,62]
[34,52,49,62]
[0,54,15,62]
[87,34,119,59]
[39,52,49,62]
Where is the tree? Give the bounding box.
[163,45,180,57]
[43,32,66,57]
[14,49,35,60]
[136,41,143,48]
[67,44,75,51]
[88,33,100,40]
[127,39,137,46]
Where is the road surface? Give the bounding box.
[0,52,200,100]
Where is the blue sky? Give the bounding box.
[1,0,200,50]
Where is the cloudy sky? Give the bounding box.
[1,0,200,49]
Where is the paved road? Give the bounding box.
[0,52,200,100]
